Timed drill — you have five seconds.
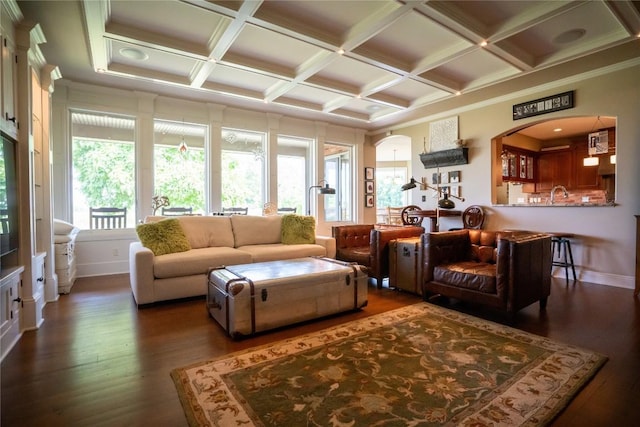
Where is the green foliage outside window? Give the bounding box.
[221,151,263,209]
[154,146,205,212]
[376,169,405,208]
[72,139,135,210]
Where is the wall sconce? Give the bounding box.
[307,180,335,215]
[401,176,464,208]
[401,177,418,191]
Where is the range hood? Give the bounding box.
[419,147,468,169]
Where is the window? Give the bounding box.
[277,135,311,214]
[221,128,266,215]
[375,167,408,207]
[153,119,207,214]
[71,111,136,229]
[323,142,353,221]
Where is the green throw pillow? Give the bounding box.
[136,218,191,256]
[281,214,316,245]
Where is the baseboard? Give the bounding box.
[552,266,634,290]
[76,260,129,278]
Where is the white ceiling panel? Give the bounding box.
[19,0,640,128]
[205,64,282,97]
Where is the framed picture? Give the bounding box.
[365,180,374,194]
[450,185,460,197]
[365,194,375,208]
[365,167,374,180]
[449,170,460,183]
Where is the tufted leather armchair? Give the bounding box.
[422,229,552,317]
[332,224,424,287]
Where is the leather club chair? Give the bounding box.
[332,224,424,287]
[422,229,552,318]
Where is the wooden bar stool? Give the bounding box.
[548,232,577,282]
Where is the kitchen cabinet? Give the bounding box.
[502,145,536,183]
[574,141,601,190]
[536,150,573,192]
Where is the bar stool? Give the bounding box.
[548,232,577,282]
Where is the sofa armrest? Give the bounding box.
[315,235,336,259]
[129,241,155,305]
[503,234,552,313]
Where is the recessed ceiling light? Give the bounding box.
[553,128,562,132]
[119,47,149,61]
[480,40,488,47]
[553,29,586,45]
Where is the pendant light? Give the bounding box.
[178,119,188,154]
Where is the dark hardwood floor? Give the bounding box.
[2,274,639,426]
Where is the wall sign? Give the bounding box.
[512,91,574,120]
[588,130,609,155]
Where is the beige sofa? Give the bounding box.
[129,215,336,305]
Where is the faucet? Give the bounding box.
[550,185,569,204]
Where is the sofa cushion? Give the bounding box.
[136,218,191,256]
[237,243,327,263]
[434,262,496,293]
[153,247,252,279]
[54,219,76,235]
[177,216,235,249]
[231,215,282,247]
[281,214,316,244]
[336,246,370,266]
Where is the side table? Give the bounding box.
[389,237,423,295]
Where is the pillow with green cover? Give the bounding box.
[281,214,316,245]
[136,218,191,256]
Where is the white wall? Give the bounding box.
[372,64,640,289]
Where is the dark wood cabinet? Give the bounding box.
[502,145,536,183]
[536,150,573,192]
[574,142,601,189]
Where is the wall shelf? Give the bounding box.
[420,147,468,169]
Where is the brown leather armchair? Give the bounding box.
[422,229,551,317]
[332,224,424,287]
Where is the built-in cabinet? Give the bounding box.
[0,266,23,361]
[0,0,59,355]
[0,0,19,139]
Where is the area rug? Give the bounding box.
[171,302,606,426]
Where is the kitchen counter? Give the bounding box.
[495,202,617,207]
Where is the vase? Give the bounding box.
[438,193,455,209]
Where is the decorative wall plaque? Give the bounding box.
[428,116,458,152]
[512,91,574,120]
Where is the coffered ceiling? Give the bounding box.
[17,1,640,131]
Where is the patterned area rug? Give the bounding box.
[171,302,606,426]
